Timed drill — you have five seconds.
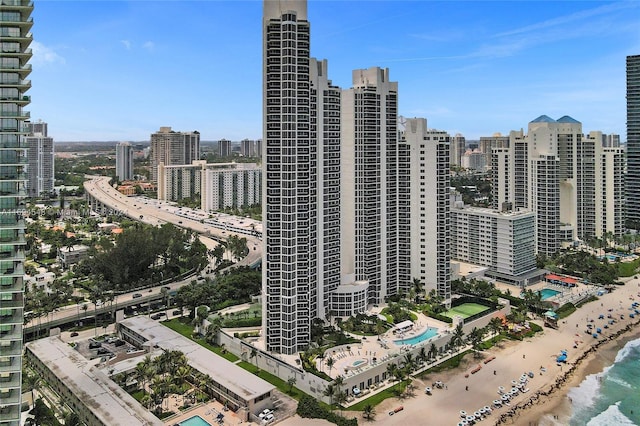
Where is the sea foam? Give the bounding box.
[586,402,635,426]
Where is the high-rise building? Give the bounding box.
[0,1,33,423]
[25,121,54,197]
[341,67,407,303]
[492,116,624,256]
[115,142,134,181]
[401,118,451,302]
[218,138,231,157]
[157,161,261,211]
[627,55,640,228]
[149,126,200,182]
[240,139,261,158]
[449,133,466,167]
[263,0,345,354]
[450,191,537,285]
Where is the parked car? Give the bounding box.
[172,309,182,316]
[151,313,161,320]
[132,293,142,299]
[89,342,102,349]
[70,332,79,337]
[259,409,273,419]
[114,340,126,347]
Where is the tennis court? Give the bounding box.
[443,303,490,319]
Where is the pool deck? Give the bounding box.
[316,309,450,381]
[163,398,252,426]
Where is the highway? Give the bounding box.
[24,175,262,338]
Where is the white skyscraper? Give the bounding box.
[115,142,134,181]
[149,126,200,182]
[341,67,407,303]
[262,0,342,354]
[401,118,451,302]
[26,122,54,198]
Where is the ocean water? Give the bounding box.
[567,337,640,425]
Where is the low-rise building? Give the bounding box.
[25,337,163,426]
[117,317,275,420]
[57,245,89,269]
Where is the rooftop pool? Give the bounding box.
[393,327,439,346]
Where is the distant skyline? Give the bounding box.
[30,1,640,142]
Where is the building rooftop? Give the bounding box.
[25,337,163,426]
[119,317,275,401]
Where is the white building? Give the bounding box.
[149,126,200,182]
[157,161,261,212]
[262,0,343,354]
[25,337,163,426]
[25,121,54,198]
[400,118,451,302]
[490,116,624,256]
[115,142,134,181]
[449,133,466,167]
[341,66,407,304]
[450,192,538,285]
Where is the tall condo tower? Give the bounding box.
[25,121,54,197]
[341,67,407,303]
[263,0,342,354]
[149,126,200,182]
[627,55,640,228]
[115,141,134,181]
[0,0,33,423]
[401,118,451,303]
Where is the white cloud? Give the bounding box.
[120,40,131,50]
[143,41,155,51]
[30,41,65,65]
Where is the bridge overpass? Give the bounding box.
[25,176,263,338]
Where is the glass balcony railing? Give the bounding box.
[0,0,34,7]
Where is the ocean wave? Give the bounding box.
[586,402,635,426]
[606,374,633,389]
[613,336,640,363]
[567,367,611,411]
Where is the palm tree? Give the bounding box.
[451,323,465,356]
[325,356,335,375]
[403,353,415,373]
[323,384,336,408]
[386,363,399,382]
[333,375,344,395]
[412,277,424,300]
[362,404,376,421]
[418,347,427,365]
[488,317,503,343]
[287,377,297,394]
[428,343,438,362]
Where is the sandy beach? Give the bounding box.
[366,276,640,426]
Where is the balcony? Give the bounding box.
[0,0,34,9]
[0,79,30,90]
[0,110,28,119]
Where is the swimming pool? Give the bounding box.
[393,327,438,345]
[180,415,211,426]
[539,288,561,300]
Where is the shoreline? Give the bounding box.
[493,317,640,426]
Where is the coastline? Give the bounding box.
[493,318,640,426]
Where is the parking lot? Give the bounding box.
[74,334,137,361]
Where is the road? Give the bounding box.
[25,175,262,336]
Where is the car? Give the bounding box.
[259,409,272,419]
[132,293,142,299]
[89,342,102,349]
[114,340,126,347]
[172,309,182,316]
[70,332,79,337]
[158,312,166,317]
[151,314,161,320]
[262,413,274,423]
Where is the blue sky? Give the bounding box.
[29,0,640,142]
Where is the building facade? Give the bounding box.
[158,161,261,211]
[25,121,54,197]
[240,139,261,158]
[450,193,537,284]
[341,67,407,303]
[449,133,466,167]
[401,118,451,303]
[149,126,200,182]
[0,1,33,423]
[627,55,640,228]
[491,116,624,256]
[115,142,134,181]
[218,138,231,157]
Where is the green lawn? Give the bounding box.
[442,303,489,319]
[161,318,239,362]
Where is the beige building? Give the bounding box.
[149,126,200,182]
